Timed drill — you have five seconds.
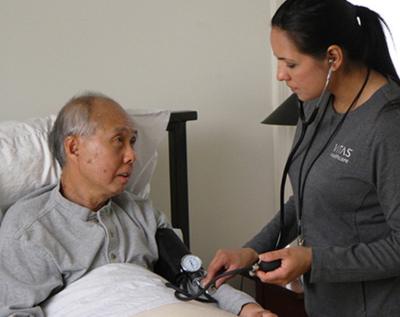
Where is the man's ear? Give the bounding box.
[64,135,80,163]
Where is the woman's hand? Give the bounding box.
[239,303,278,317]
[256,246,312,286]
[203,248,258,287]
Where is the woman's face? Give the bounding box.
[270,27,329,101]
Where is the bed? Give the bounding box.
[0,109,239,317]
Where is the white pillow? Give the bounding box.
[0,109,170,220]
[43,263,235,317]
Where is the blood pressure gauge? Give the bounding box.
[180,254,202,273]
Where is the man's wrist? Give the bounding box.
[239,302,258,316]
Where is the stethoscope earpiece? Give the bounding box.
[327,58,335,79]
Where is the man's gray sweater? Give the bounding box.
[0,184,254,316]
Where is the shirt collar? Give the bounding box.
[51,183,112,222]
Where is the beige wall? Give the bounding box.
[0,0,282,265]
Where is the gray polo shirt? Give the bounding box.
[0,184,254,316]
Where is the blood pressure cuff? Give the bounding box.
[154,228,190,285]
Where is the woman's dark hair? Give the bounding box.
[272,0,399,84]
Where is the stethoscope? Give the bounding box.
[276,65,370,249]
[171,64,370,303]
[170,65,337,304]
[275,63,334,248]
[168,86,332,302]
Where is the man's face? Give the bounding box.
[75,102,137,201]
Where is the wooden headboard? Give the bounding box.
[166,111,197,248]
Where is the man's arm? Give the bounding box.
[213,284,277,316]
[0,237,62,316]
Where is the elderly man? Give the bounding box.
[0,93,276,317]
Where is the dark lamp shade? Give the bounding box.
[262,93,299,126]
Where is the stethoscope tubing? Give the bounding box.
[278,68,370,249]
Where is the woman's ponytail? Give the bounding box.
[355,5,399,84]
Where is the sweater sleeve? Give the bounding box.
[213,284,256,315]
[0,237,63,316]
[311,104,400,283]
[244,196,298,253]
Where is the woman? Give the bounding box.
[204,0,400,316]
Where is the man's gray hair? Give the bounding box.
[49,92,118,167]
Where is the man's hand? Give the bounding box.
[239,303,278,317]
[256,246,312,286]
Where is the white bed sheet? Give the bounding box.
[43,263,235,317]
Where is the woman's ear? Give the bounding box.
[326,45,343,71]
[64,135,80,164]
